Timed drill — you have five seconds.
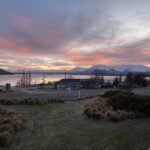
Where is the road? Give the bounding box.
[12,86,150,101]
[13,87,114,100]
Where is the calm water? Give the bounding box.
[0,74,119,86]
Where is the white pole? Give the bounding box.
[78,90,81,99]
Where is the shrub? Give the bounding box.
[84,107,91,118]
[84,93,147,122]
[102,90,134,98]
[7,110,16,116]
[105,111,121,122]
[12,119,23,131]
[0,107,24,146]
[0,131,12,146]
[107,93,150,116]
[126,72,148,87]
[0,124,14,134]
[0,118,12,125]
[90,110,103,120]
[0,97,64,106]
[116,110,128,120]
[83,97,111,120]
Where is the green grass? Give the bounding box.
[1,100,150,150]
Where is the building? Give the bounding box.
[55,79,80,90]
[54,78,104,90]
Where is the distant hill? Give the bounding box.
[0,69,13,75]
[13,64,150,75]
[69,64,150,74]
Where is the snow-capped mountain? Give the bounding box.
[113,65,150,72]
[69,64,150,74]
[87,65,112,71]
[69,67,88,73]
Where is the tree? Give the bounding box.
[126,72,134,85]
[40,74,46,89]
[113,77,119,87]
[134,74,148,87]
[119,75,122,82]
[126,72,148,87]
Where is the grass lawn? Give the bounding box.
[1,100,150,150]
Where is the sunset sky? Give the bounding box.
[0,0,150,71]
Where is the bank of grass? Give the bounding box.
[0,97,64,105]
[1,101,150,150]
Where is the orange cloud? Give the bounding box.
[66,51,114,65]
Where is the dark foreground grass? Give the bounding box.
[1,101,150,150]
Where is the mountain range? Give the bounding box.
[9,64,150,75]
[69,64,150,74]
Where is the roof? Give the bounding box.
[55,78,103,85]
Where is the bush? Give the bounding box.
[12,119,23,131]
[102,90,134,98]
[0,97,64,106]
[7,110,16,116]
[84,92,147,122]
[0,107,24,146]
[105,111,121,122]
[0,118,12,125]
[116,110,129,120]
[83,97,112,120]
[0,131,12,146]
[107,92,150,116]
[126,72,148,87]
[0,124,14,134]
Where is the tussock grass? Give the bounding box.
[0,107,24,146]
[84,91,148,122]
[0,97,64,106]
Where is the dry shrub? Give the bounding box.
[7,110,16,116]
[48,99,64,103]
[90,109,103,120]
[116,110,129,120]
[12,119,23,131]
[83,97,111,120]
[127,112,136,119]
[23,98,49,106]
[0,97,64,106]
[0,118,12,125]
[105,110,146,122]
[128,111,145,119]
[0,131,12,146]
[0,124,14,134]
[84,95,146,122]
[0,107,24,146]
[105,111,121,122]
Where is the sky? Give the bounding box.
[0,0,150,71]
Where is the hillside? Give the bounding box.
[0,69,13,75]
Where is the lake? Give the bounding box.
[0,74,120,86]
